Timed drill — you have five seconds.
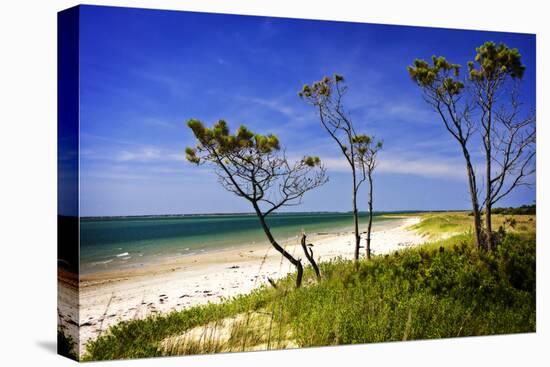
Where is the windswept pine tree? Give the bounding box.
[408,42,535,251]
[299,74,369,260]
[467,42,535,250]
[185,119,327,287]
[408,56,484,250]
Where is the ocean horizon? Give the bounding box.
[78,209,432,220]
[79,212,405,274]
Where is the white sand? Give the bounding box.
[58,216,424,355]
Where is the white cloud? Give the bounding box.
[320,154,467,180]
[237,96,300,118]
[115,147,186,163]
[132,69,190,99]
[377,157,465,179]
[361,100,437,125]
[141,117,178,129]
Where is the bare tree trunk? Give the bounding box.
[352,194,360,261]
[485,128,493,251]
[253,204,303,288]
[267,277,278,289]
[295,263,303,289]
[366,171,373,260]
[484,98,494,251]
[463,147,484,251]
[300,234,321,280]
[352,169,361,261]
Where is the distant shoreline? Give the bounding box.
[77,209,470,221]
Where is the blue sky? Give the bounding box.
[77,5,536,216]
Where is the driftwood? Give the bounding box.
[300,234,321,281]
[267,277,278,289]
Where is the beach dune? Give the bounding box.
[59,216,423,355]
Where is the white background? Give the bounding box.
[0,0,547,365]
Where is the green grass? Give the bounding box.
[410,212,473,238]
[409,211,536,239]
[83,213,536,361]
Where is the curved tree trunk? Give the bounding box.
[300,234,321,280]
[253,203,303,288]
[366,171,374,260]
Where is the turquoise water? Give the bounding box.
[80,212,400,274]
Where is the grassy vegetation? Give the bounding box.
[492,204,536,215]
[410,211,535,239]
[83,212,536,361]
[58,329,77,360]
[409,212,474,239]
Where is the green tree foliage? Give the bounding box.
[467,42,525,81]
[408,56,464,97]
[299,74,370,260]
[408,55,484,250]
[408,42,536,251]
[185,119,327,287]
[492,204,536,215]
[466,42,535,250]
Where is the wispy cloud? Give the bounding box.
[141,117,179,129]
[378,156,465,180]
[81,133,146,147]
[115,147,186,163]
[320,153,467,180]
[131,68,190,99]
[81,162,213,182]
[351,99,437,126]
[234,95,308,122]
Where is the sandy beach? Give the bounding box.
[58,216,424,355]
